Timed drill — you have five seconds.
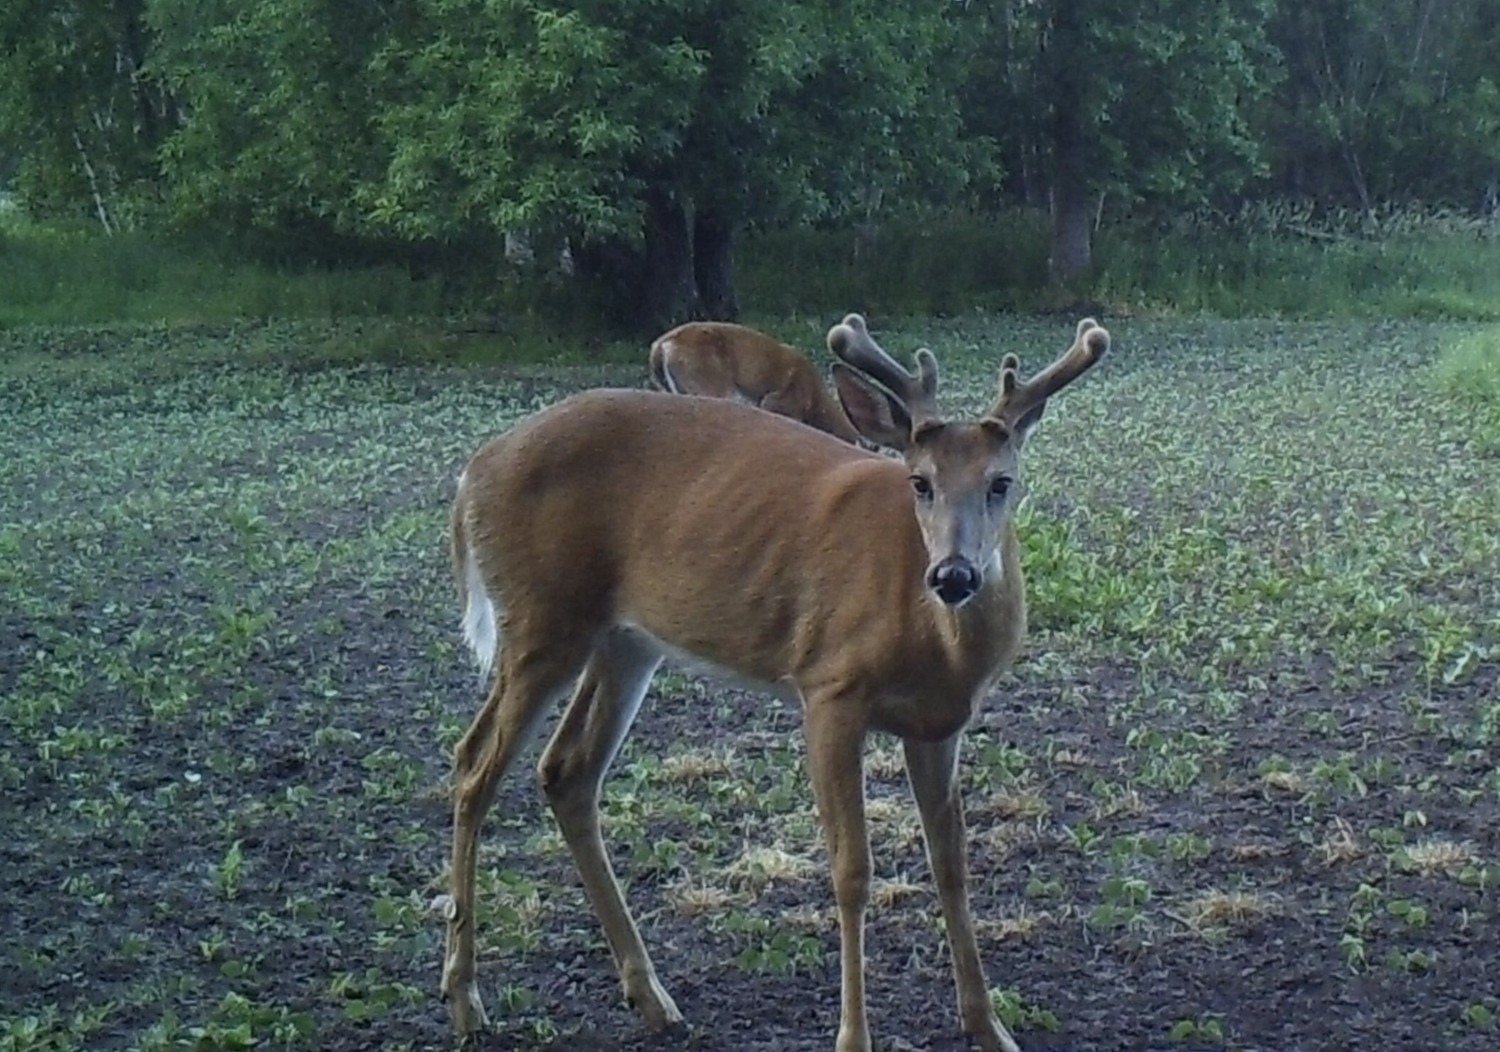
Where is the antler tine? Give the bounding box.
[991,318,1110,425]
[827,313,941,424]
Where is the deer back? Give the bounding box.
[455,389,1024,738]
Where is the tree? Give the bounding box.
[122,0,983,331]
[147,0,400,239]
[0,0,172,230]
[1267,0,1500,212]
[361,0,978,331]
[955,0,1279,284]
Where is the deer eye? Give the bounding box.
[909,475,934,502]
[988,476,1013,501]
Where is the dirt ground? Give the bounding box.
[2,318,1497,1052]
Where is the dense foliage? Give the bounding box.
[1,0,1497,327]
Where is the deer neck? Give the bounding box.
[934,525,1026,680]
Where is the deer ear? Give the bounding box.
[831,364,912,451]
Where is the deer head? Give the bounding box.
[829,314,1109,606]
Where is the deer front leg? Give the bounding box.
[803,703,873,1052]
[904,735,1019,1052]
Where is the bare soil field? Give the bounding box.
[2,316,1497,1052]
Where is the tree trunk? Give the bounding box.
[72,128,116,235]
[574,188,706,335]
[642,186,703,333]
[692,207,740,321]
[1047,0,1091,285]
[571,235,643,331]
[119,0,163,150]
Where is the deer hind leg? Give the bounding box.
[661,348,738,401]
[903,736,1019,1052]
[440,630,590,1037]
[802,699,873,1052]
[648,343,680,393]
[535,626,682,1031]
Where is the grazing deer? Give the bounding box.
[649,320,865,444]
[440,315,1111,1052]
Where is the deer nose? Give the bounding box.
[927,557,980,607]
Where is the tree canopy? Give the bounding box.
[2,0,1496,328]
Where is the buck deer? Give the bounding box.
[440,315,1110,1052]
[649,320,865,444]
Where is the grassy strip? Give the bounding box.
[5,207,1499,331]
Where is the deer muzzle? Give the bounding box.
[927,555,981,607]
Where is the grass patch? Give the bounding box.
[1094,205,1500,321]
[1433,328,1500,404]
[0,224,453,327]
[9,202,1498,334]
[738,208,1052,317]
[1431,326,1500,455]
